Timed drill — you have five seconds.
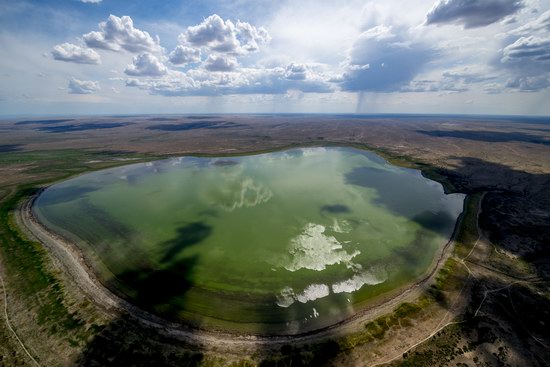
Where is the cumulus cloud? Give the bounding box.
[425,0,525,28]
[178,14,270,55]
[505,75,550,91]
[68,78,100,94]
[339,25,436,92]
[51,43,101,64]
[284,63,308,80]
[203,54,238,72]
[123,63,333,97]
[168,45,201,65]
[83,15,161,53]
[125,53,167,76]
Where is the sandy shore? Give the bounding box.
[16,189,466,353]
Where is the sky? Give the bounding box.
[1,0,549,116]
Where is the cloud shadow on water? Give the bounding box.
[320,204,351,214]
[160,222,212,264]
[39,186,99,206]
[77,221,212,366]
[344,165,450,223]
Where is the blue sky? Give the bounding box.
[1,0,549,115]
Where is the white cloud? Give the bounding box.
[83,15,162,53]
[284,63,308,80]
[203,54,238,72]
[68,78,100,94]
[122,62,334,97]
[80,0,102,3]
[51,43,101,64]
[507,9,550,35]
[179,14,270,55]
[168,45,201,65]
[124,53,167,76]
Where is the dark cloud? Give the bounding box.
[425,0,525,29]
[501,36,550,64]
[505,76,550,91]
[340,26,436,92]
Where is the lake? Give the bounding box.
[33,147,464,334]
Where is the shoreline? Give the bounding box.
[16,185,470,349]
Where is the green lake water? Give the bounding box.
[33,147,464,334]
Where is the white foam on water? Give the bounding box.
[296,283,330,303]
[332,268,388,294]
[275,283,330,307]
[283,223,360,272]
[313,308,319,318]
[275,286,296,308]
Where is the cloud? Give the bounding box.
[339,25,436,92]
[80,0,102,3]
[51,43,101,64]
[123,63,333,97]
[168,45,201,65]
[425,0,525,28]
[83,15,161,53]
[507,9,550,35]
[501,35,550,64]
[284,63,308,80]
[179,14,270,55]
[68,78,100,94]
[203,54,238,72]
[125,53,167,76]
[505,75,550,91]
[402,79,468,93]
[403,66,498,93]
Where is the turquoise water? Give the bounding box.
[34,147,464,333]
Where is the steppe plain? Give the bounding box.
[0,114,549,366]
